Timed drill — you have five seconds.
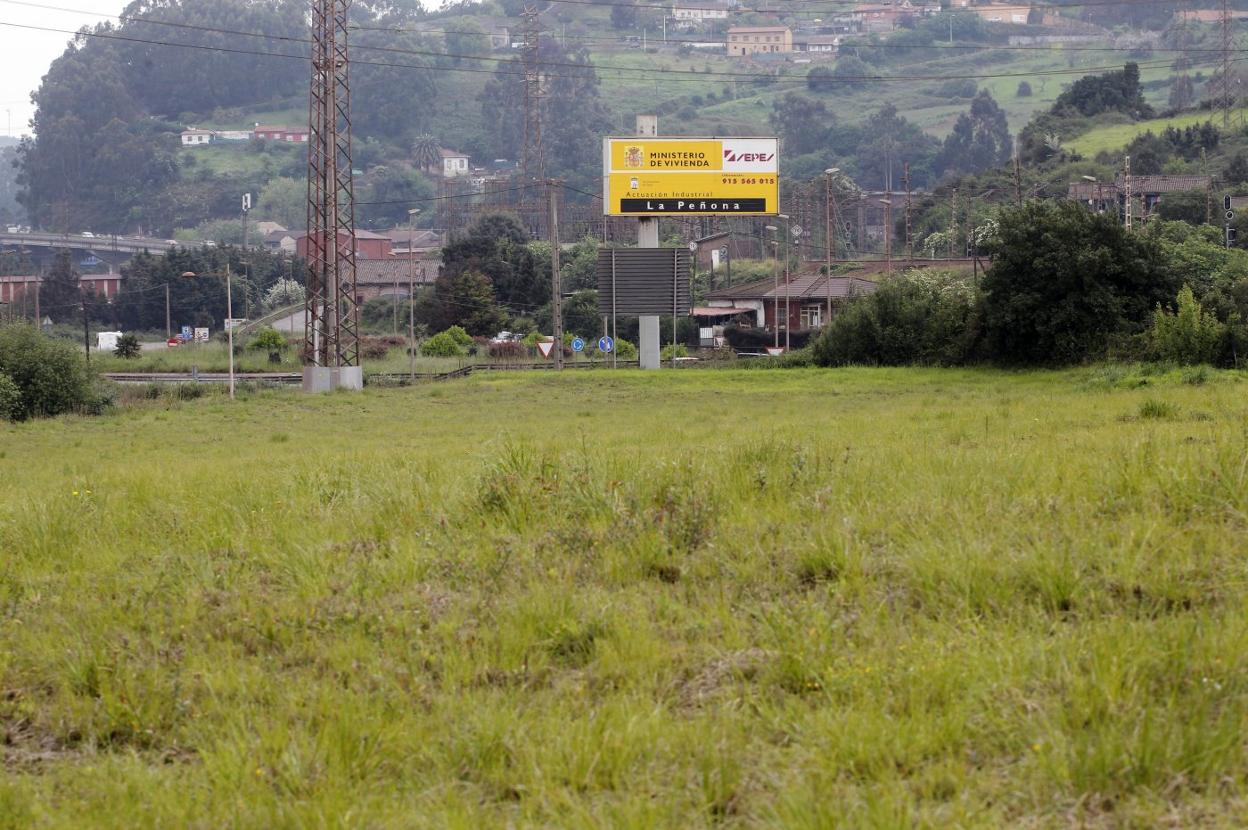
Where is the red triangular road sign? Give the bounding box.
[537,340,555,358]
[766,346,785,357]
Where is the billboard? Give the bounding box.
[596,249,691,316]
[602,137,779,216]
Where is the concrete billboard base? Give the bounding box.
[302,366,364,393]
[639,315,660,369]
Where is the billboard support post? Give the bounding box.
[638,216,660,369]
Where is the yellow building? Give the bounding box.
[727,26,793,56]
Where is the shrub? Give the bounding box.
[661,343,690,360]
[615,338,638,360]
[0,372,20,421]
[113,333,141,359]
[488,340,525,359]
[1149,285,1225,365]
[360,337,391,360]
[0,324,97,420]
[812,271,980,366]
[249,327,288,353]
[422,330,467,357]
[444,325,473,347]
[1016,81,1033,97]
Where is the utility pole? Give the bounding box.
[1124,154,1133,232]
[165,282,171,339]
[548,179,564,370]
[1013,154,1023,207]
[949,187,959,259]
[1203,148,1213,225]
[824,167,837,325]
[903,163,913,262]
[407,208,419,384]
[81,289,89,364]
[880,199,893,275]
[33,281,39,325]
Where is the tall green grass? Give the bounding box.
[1,367,1247,826]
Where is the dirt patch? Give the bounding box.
[673,648,771,709]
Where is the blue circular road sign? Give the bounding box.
[598,335,614,354]
[571,337,585,353]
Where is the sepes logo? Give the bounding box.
[723,149,775,163]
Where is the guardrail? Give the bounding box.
[105,360,642,387]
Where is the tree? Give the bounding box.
[1016,81,1032,98]
[445,21,488,62]
[807,65,836,93]
[412,134,442,176]
[39,251,82,324]
[935,91,1012,178]
[113,333,141,358]
[434,269,506,335]
[1052,62,1153,119]
[256,177,304,229]
[610,2,639,29]
[1226,153,1248,185]
[981,201,1179,364]
[769,93,833,157]
[561,290,600,338]
[1169,74,1195,111]
[831,55,871,90]
[441,213,547,309]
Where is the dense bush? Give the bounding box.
[443,325,473,347]
[812,270,981,366]
[614,339,638,360]
[1149,285,1226,365]
[981,202,1178,364]
[488,340,525,359]
[0,372,20,421]
[0,324,102,420]
[422,330,467,357]
[724,326,815,351]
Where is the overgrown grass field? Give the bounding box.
[3,366,1248,826]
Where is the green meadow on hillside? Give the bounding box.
[2,367,1248,826]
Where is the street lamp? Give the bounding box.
[182,265,235,400]
[407,207,421,384]
[824,167,839,327]
[778,213,792,351]
[765,224,779,347]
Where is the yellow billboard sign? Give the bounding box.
[602,137,779,216]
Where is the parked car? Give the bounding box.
[81,231,95,237]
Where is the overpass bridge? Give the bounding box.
[0,230,182,257]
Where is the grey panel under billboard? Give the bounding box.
[596,248,692,316]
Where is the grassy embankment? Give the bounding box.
[3,366,1248,826]
[1067,107,1248,158]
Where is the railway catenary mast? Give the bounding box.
[305,0,360,373]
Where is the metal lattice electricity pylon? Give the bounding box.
[521,7,544,187]
[305,0,360,368]
[1221,0,1235,127]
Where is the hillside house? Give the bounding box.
[727,26,793,56]
[265,229,298,254]
[437,149,471,178]
[181,129,214,146]
[1069,174,1213,217]
[794,34,839,53]
[0,274,122,305]
[354,258,439,302]
[672,1,730,25]
[254,124,310,143]
[295,229,393,261]
[704,275,879,331]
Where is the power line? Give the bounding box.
[0,19,1219,87]
[0,0,1236,85]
